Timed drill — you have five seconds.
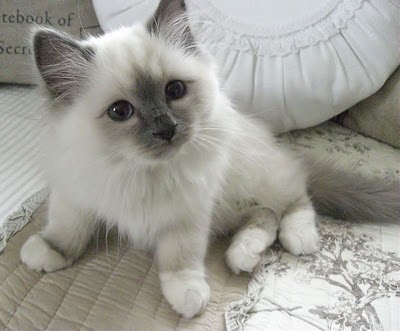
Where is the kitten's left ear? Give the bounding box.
[147,0,196,53]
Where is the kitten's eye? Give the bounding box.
[107,100,134,121]
[165,80,186,100]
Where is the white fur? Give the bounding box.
[279,206,320,255]
[20,234,72,272]
[160,269,210,319]
[21,22,320,317]
[226,227,276,274]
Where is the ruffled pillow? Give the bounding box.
[93,0,400,133]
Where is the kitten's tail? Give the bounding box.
[305,158,400,223]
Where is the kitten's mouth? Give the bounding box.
[146,134,189,160]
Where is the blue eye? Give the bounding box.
[165,80,186,100]
[107,100,134,121]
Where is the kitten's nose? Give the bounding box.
[153,125,177,141]
[152,114,177,142]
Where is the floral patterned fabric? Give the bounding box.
[225,121,400,331]
[278,121,400,180]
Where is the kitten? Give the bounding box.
[20,0,399,318]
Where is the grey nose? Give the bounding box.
[153,125,177,141]
[152,114,177,142]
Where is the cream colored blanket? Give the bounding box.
[0,203,249,330]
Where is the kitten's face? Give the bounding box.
[34,0,219,163]
[86,26,217,161]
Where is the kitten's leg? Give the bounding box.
[278,197,320,255]
[226,207,278,274]
[157,220,210,319]
[20,193,95,272]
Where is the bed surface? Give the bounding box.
[0,203,249,330]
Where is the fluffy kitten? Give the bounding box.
[20,0,399,318]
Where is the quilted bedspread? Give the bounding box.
[0,203,249,330]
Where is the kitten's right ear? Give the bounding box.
[33,28,95,102]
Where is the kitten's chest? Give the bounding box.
[85,167,202,246]
[50,146,224,246]
[102,171,186,216]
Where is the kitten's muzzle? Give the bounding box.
[152,113,178,142]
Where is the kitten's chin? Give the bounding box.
[145,139,187,163]
[150,146,182,162]
[137,130,194,163]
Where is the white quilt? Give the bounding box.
[0,86,47,252]
[226,218,400,331]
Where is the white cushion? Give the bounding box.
[93,0,400,133]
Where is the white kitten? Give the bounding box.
[20,0,399,318]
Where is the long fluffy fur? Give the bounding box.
[306,158,400,223]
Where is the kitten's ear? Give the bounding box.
[147,0,196,53]
[33,28,95,102]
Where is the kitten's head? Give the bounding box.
[34,0,222,163]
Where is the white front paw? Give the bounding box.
[279,226,320,255]
[160,270,210,319]
[20,234,72,272]
[226,228,275,274]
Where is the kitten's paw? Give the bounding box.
[20,234,72,272]
[160,270,210,319]
[279,226,320,255]
[226,228,275,274]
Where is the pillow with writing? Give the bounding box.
[0,0,101,84]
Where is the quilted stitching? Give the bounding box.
[0,204,248,330]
